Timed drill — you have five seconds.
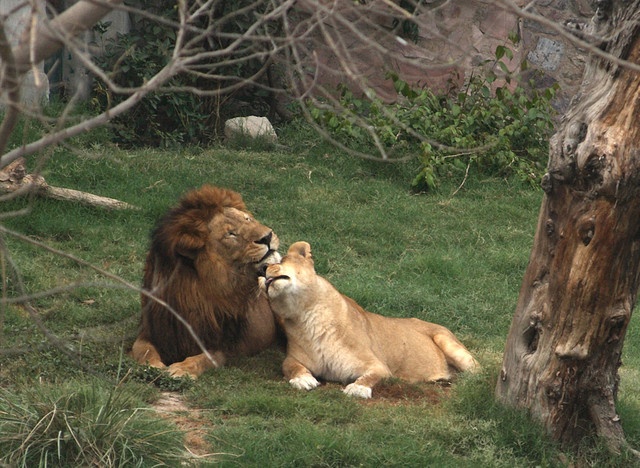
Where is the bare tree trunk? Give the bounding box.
[0,0,122,160]
[496,2,640,454]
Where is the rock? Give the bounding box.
[527,37,565,72]
[224,116,277,143]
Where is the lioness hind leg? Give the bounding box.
[433,334,479,372]
[130,338,166,368]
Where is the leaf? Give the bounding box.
[498,61,510,75]
[504,47,514,61]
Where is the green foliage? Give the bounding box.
[310,43,558,191]
[92,0,210,147]
[0,380,184,467]
[91,0,283,147]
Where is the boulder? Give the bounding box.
[224,116,277,143]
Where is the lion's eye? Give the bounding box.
[227,231,237,238]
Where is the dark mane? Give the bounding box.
[137,185,260,365]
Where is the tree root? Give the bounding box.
[588,394,640,458]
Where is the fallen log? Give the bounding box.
[0,158,137,210]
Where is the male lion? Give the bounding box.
[260,241,479,398]
[130,185,282,378]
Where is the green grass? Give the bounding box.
[0,120,639,466]
[0,378,185,467]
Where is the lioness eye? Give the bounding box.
[227,231,237,238]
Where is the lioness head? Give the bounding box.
[260,241,314,298]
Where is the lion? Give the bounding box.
[259,241,479,398]
[130,185,282,379]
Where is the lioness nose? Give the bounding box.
[256,231,273,246]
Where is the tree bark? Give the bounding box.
[496,2,640,453]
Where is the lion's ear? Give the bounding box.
[174,236,204,260]
[172,219,207,260]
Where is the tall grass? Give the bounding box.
[0,119,638,465]
[0,379,185,467]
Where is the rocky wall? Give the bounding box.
[291,0,593,113]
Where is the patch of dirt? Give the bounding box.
[362,380,450,406]
[153,391,212,459]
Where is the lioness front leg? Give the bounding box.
[283,356,319,391]
[167,351,226,379]
[343,365,391,399]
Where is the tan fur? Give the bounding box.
[130,185,282,378]
[260,241,479,398]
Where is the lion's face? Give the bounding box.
[207,207,281,272]
[260,241,314,298]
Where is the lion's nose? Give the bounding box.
[256,231,273,246]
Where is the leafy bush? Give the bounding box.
[91,1,206,147]
[310,43,558,191]
[91,0,282,147]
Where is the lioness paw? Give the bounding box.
[343,383,372,399]
[289,374,319,391]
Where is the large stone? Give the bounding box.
[224,116,277,143]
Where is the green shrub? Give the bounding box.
[309,42,557,191]
[91,0,284,148]
[91,0,208,148]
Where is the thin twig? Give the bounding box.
[450,158,472,198]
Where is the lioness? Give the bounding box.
[259,241,479,398]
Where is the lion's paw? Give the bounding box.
[166,364,197,380]
[343,383,372,399]
[289,374,319,391]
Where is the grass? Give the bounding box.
[0,119,639,466]
[0,379,185,467]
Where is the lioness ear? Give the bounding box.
[288,241,312,260]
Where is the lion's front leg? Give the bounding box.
[283,356,319,391]
[130,338,166,368]
[167,351,226,379]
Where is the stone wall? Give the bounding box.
[46,0,131,100]
[520,0,593,111]
[292,0,593,113]
[1,0,130,105]
[5,1,593,114]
